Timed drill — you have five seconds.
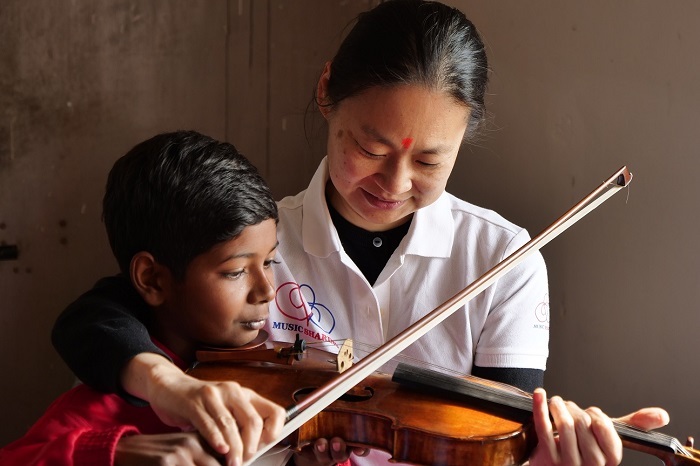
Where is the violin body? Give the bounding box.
[190,337,700,466]
[189,339,536,466]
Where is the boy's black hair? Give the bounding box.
[103,130,278,279]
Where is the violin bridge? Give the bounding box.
[336,339,353,373]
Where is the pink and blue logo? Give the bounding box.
[275,281,337,334]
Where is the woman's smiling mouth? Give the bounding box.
[362,190,406,210]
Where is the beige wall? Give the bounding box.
[1,1,697,464]
[451,2,700,464]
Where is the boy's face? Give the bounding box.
[158,219,278,358]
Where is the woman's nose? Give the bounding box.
[378,157,412,195]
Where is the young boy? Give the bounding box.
[0,131,291,466]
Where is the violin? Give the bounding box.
[189,333,535,465]
[192,167,695,465]
[188,333,700,466]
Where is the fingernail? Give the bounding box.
[332,440,341,452]
[316,442,327,453]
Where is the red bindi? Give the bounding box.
[401,137,413,149]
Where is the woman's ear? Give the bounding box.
[130,252,170,307]
[317,61,333,119]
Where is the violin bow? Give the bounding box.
[246,166,633,465]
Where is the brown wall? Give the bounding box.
[451,2,700,465]
[0,0,378,447]
[2,1,698,465]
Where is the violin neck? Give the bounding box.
[615,422,700,465]
[392,362,532,412]
[392,363,700,465]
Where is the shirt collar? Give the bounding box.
[302,157,343,257]
[301,157,455,259]
[402,192,454,259]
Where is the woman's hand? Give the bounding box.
[528,388,669,466]
[121,353,286,466]
[291,437,369,466]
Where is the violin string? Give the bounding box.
[300,339,474,390]
[612,421,692,457]
[357,340,466,373]
[302,339,533,407]
[307,339,474,376]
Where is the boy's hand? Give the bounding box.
[149,373,286,466]
[115,432,221,466]
[292,437,369,466]
[121,353,286,466]
[528,388,669,466]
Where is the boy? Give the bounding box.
[0,131,289,466]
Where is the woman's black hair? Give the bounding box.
[323,0,488,138]
[103,130,278,279]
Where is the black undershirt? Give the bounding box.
[327,202,411,286]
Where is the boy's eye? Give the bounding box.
[264,259,281,268]
[223,270,245,279]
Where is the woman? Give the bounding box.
[52,1,668,465]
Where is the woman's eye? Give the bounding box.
[355,139,380,157]
[360,146,379,157]
[417,160,439,167]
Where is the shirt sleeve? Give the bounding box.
[474,229,550,371]
[471,366,544,393]
[51,275,170,400]
[0,387,140,466]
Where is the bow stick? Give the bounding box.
[247,166,633,465]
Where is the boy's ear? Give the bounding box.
[317,61,333,119]
[130,252,171,307]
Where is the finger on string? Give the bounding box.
[586,407,622,466]
[550,396,580,466]
[532,388,559,461]
[568,402,604,466]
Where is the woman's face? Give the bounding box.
[321,76,471,232]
